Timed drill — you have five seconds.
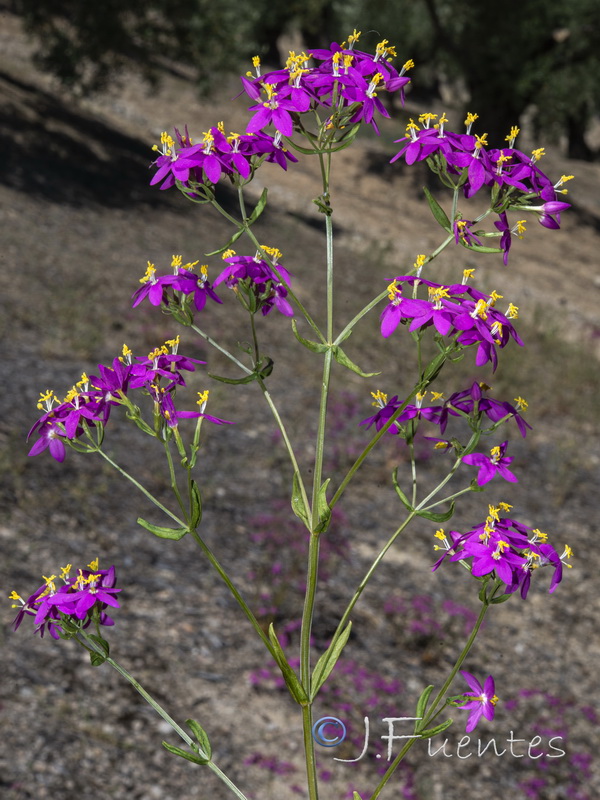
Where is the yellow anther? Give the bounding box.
[347,29,361,47]
[497,501,512,512]
[434,529,446,541]
[252,55,261,68]
[371,389,388,407]
[414,254,427,272]
[514,396,528,411]
[462,268,476,282]
[515,220,527,238]
[532,528,548,542]
[165,335,180,351]
[140,261,156,284]
[488,290,503,305]
[531,147,545,161]
[59,564,73,580]
[402,59,415,72]
[375,39,397,60]
[464,112,479,132]
[222,249,236,259]
[9,590,24,604]
[430,391,444,401]
[490,445,501,460]
[506,303,519,319]
[387,281,400,302]
[37,389,56,411]
[122,344,132,359]
[261,245,283,261]
[475,133,489,149]
[505,126,520,146]
[418,113,437,128]
[196,390,210,407]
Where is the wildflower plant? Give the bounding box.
[13,29,576,800]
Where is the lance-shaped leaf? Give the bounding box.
[190,480,202,528]
[137,517,188,540]
[205,226,245,257]
[417,718,454,739]
[246,187,268,226]
[416,501,456,523]
[186,718,212,761]
[311,621,352,699]
[460,243,504,255]
[314,479,331,534]
[162,741,210,766]
[291,470,311,529]
[268,624,309,705]
[392,468,414,512]
[414,684,434,731]
[423,186,451,231]
[88,633,110,667]
[291,319,329,353]
[332,345,380,378]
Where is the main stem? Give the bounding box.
[300,153,335,800]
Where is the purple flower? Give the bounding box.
[459,671,499,732]
[11,560,120,638]
[462,441,518,485]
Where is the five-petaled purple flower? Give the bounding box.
[459,671,499,732]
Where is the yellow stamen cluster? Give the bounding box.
[196,390,210,407]
[347,29,361,48]
[261,245,283,262]
[531,147,545,161]
[402,59,415,73]
[555,174,574,194]
[152,131,175,156]
[505,126,520,147]
[140,261,156,284]
[119,344,133,365]
[464,112,479,133]
[506,303,519,319]
[514,396,528,411]
[475,133,489,150]
[418,113,437,128]
[375,39,397,60]
[222,249,236,259]
[37,389,56,411]
[462,268,476,282]
[387,280,401,302]
[414,254,427,272]
[371,389,388,408]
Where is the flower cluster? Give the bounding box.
[27,337,228,462]
[361,383,530,446]
[150,124,297,192]
[432,503,573,598]
[391,114,572,262]
[10,559,120,639]
[214,246,293,316]
[381,274,522,369]
[132,255,222,312]
[242,32,412,137]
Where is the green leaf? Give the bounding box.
[416,501,456,522]
[332,345,380,377]
[311,621,352,698]
[490,591,512,604]
[185,719,212,761]
[392,468,414,512]
[205,226,245,257]
[423,186,451,231]
[247,187,268,225]
[291,319,329,353]
[190,480,202,528]
[417,718,454,738]
[460,243,504,255]
[415,685,434,727]
[162,741,210,765]
[268,623,309,705]
[207,370,257,385]
[314,478,331,534]
[291,471,311,529]
[88,633,110,666]
[137,517,188,540]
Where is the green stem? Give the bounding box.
[79,633,250,800]
[187,527,276,660]
[369,596,494,800]
[190,323,253,375]
[93,447,186,528]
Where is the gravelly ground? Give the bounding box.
[1,11,599,800]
